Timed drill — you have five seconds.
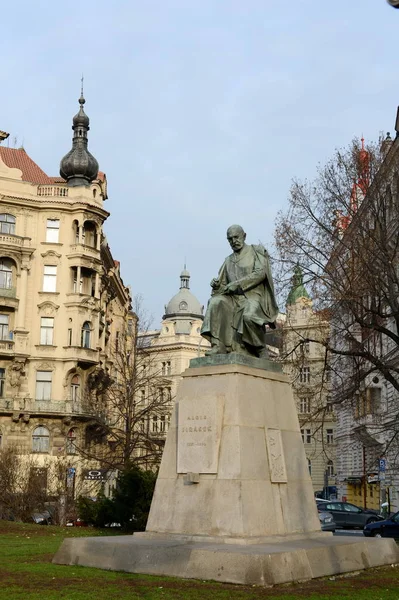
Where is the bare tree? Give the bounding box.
[275,134,399,465]
[0,446,80,523]
[78,298,174,471]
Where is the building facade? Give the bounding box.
[331,131,399,512]
[283,267,336,495]
[138,268,208,448]
[0,93,131,497]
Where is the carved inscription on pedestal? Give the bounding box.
[177,396,224,474]
[266,428,287,483]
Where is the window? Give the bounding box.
[32,426,50,453]
[81,322,91,348]
[0,214,15,234]
[326,429,334,444]
[36,371,52,400]
[67,328,72,346]
[140,389,146,404]
[0,259,12,289]
[301,341,310,354]
[0,314,9,340]
[70,374,80,403]
[40,317,54,345]
[326,367,331,382]
[66,428,78,455]
[46,219,60,243]
[0,369,5,397]
[327,460,334,477]
[160,415,167,432]
[115,331,119,352]
[326,396,333,413]
[299,397,311,413]
[152,415,158,432]
[301,428,312,444]
[299,366,310,383]
[307,458,312,475]
[162,361,171,375]
[43,265,57,292]
[73,269,83,293]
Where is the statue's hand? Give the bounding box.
[223,281,241,294]
[210,278,220,289]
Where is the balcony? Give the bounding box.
[37,185,68,198]
[63,345,99,365]
[0,338,14,355]
[0,234,31,249]
[0,287,18,309]
[68,243,100,261]
[0,397,95,418]
[0,287,16,299]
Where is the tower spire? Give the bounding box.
[180,265,190,289]
[59,82,99,187]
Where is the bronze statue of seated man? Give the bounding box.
[201,224,278,358]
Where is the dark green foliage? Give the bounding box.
[77,466,157,531]
[76,493,115,528]
[112,465,157,531]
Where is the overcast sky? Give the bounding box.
[1,1,398,325]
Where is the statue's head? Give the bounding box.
[227,224,246,253]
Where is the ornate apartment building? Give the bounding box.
[283,267,336,494]
[138,268,209,446]
[0,93,130,492]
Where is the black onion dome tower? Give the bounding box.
[60,88,99,187]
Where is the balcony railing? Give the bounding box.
[0,234,25,247]
[68,243,100,259]
[0,287,16,298]
[0,397,95,417]
[0,339,14,353]
[37,185,68,197]
[354,413,383,426]
[63,346,99,364]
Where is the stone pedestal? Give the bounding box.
[146,359,322,539]
[53,358,399,586]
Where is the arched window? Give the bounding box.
[32,426,50,453]
[307,458,312,476]
[73,220,80,244]
[66,427,78,455]
[70,374,80,402]
[82,221,97,248]
[0,259,13,289]
[81,322,91,348]
[327,460,334,477]
[0,214,15,235]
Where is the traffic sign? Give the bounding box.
[379,458,386,472]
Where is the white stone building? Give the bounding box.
[283,267,336,495]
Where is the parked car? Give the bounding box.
[364,512,399,538]
[65,518,88,527]
[32,510,52,525]
[316,501,383,529]
[318,510,336,532]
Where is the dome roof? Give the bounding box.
[163,268,204,320]
[59,92,99,187]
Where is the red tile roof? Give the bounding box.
[0,147,54,184]
[0,147,104,186]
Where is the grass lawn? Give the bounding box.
[1,521,399,600]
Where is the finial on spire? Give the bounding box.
[361,135,365,150]
[79,74,85,105]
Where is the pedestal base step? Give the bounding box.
[53,533,399,587]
